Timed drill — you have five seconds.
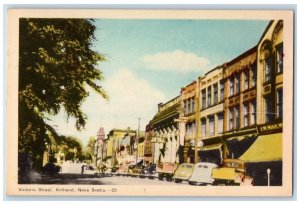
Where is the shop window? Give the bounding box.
[244,70,249,91]
[217,113,224,134]
[201,118,206,138]
[209,115,215,136]
[276,44,283,73]
[265,57,273,82]
[243,103,249,127]
[219,80,224,101]
[276,88,283,119]
[207,86,211,107]
[201,89,206,109]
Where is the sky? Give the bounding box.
[47,19,269,147]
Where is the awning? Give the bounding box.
[199,143,222,151]
[239,133,282,162]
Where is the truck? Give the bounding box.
[156,162,178,181]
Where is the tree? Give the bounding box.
[86,136,96,160]
[18,18,108,172]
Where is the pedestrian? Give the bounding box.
[81,165,85,175]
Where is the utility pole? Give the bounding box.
[136,117,140,163]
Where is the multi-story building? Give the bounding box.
[198,65,224,166]
[105,128,137,168]
[222,46,258,161]
[180,81,199,163]
[149,96,181,164]
[143,124,154,165]
[239,20,283,185]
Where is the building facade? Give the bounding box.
[149,96,181,165]
[180,81,199,163]
[198,65,224,166]
[239,20,283,185]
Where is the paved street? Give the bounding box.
[29,173,191,186]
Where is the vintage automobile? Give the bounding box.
[211,159,253,186]
[188,162,218,185]
[173,163,195,183]
[114,165,129,176]
[141,164,157,179]
[132,164,145,177]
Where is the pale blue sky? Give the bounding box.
[49,19,269,147]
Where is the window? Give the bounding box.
[251,65,257,87]
[229,108,234,130]
[277,44,283,73]
[276,88,283,119]
[184,100,188,115]
[201,89,206,109]
[250,101,256,125]
[217,113,224,134]
[209,115,215,136]
[229,78,234,96]
[235,75,240,94]
[191,98,195,113]
[201,118,206,138]
[244,70,249,90]
[213,83,218,105]
[265,57,273,82]
[244,103,249,127]
[220,81,224,101]
[235,106,240,129]
[265,96,273,123]
[188,99,191,114]
[207,86,211,107]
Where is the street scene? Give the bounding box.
[18,18,284,187]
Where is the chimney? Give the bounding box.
[158,102,163,112]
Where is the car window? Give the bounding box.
[182,165,192,168]
[198,165,208,168]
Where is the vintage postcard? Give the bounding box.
[6,9,294,196]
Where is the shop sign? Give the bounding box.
[258,123,283,134]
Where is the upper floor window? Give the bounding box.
[219,81,224,101]
[201,89,206,109]
[235,74,240,94]
[276,88,283,119]
[213,83,218,105]
[243,103,249,127]
[209,115,215,136]
[217,112,224,134]
[201,118,206,138]
[277,44,283,73]
[235,106,240,130]
[229,78,234,96]
[184,100,188,115]
[251,65,257,87]
[264,95,273,123]
[265,57,273,82]
[207,86,212,107]
[229,108,234,130]
[244,70,249,91]
[191,98,195,113]
[250,100,256,125]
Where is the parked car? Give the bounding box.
[157,162,178,181]
[141,164,157,179]
[211,159,253,186]
[173,163,195,183]
[188,162,218,185]
[132,164,145,176]
[115,165,128,176]
[82,165,96,175]
[127,165,135,176]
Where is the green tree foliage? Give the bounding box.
[58,136,83,161]
[18,18,107,170]
[86,136,96,160]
